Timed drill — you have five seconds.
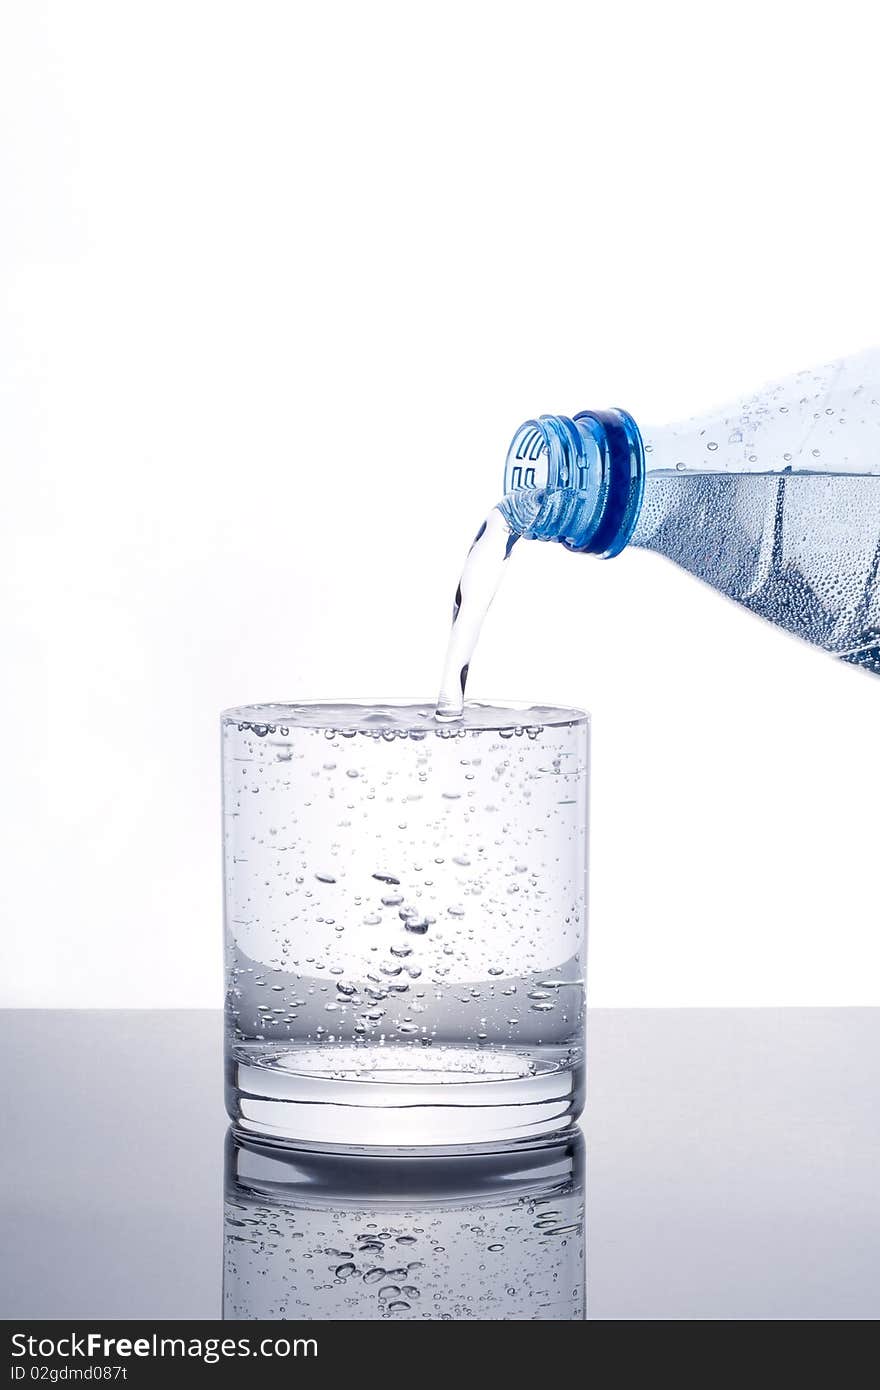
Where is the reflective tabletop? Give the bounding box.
[1,1009,878,1320]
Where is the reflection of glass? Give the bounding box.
[222,701,587,1149]
[224,1129,585,1320]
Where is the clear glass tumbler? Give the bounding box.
[224,1129,586,1320]
[223,700,588,1149]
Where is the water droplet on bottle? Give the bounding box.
[315,872,336,884]
[362,1267,386,1284]
[378,1284,402,1300]
[335,1262,356,1278]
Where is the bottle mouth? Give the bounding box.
[502,409,645,557]
[504,416,592,493]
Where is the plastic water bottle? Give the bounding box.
[501,350,880,675]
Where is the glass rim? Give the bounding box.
[221,697,589,733]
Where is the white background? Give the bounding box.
[1,1,878,1008]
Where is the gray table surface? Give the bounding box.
[1,1009,878,1321]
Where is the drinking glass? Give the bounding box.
[223,700,588,1148]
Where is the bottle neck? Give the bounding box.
[500,408,645,556]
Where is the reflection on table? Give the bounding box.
[224,1130,585,1320]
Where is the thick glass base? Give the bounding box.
[226,1042,584,1151]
